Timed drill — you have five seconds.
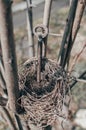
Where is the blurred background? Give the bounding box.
[0,0,86,130]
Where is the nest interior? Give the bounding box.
[18,57,70,127]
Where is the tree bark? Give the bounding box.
[0,0,20,113]
[43,0,52,57]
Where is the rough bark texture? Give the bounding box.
[0,0,20,113]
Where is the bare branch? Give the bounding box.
[0,73,6,90]
[0,106,18,130]
[49,32,63,37]
[0,61,5,82]
[0,0,20,113]
[26,0,35,57]
[0,71,7,96]
[75,78,86,83]
[72,0,86,43]
[58,0,78,68]
[43,0,52,28]
[66,70,86,93]
[69,43,86,72]
[65,0,86,68]
[15,114,24,130]
[43,0,53,57]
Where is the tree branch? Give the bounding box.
[65,0,86,68]
[0,106,18,130]
[74,78,86,83]
[66,70,86,94]
[0,60,6,82]
[72,0,86,44]
[43,0,53,57]
[15,114,24,130]
[0,0,20,113]
[26,0,35,57]
[58,0,78,68]
[0,72,6,89]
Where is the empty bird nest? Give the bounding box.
[18,57,71,127]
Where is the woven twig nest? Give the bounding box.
[19,57,70,127]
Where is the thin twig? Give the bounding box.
[69,43,86,72]
[49,33,63,37]
[74,78,86,83]
[0,73,6,90]
[0,61,5,81]
[15,114,24,130]
[37,35,42,82]
[49,32,80,37]
[66,71,86,93]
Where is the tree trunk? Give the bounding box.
[0,0,20,113]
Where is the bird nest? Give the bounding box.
[18,57,70,127]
